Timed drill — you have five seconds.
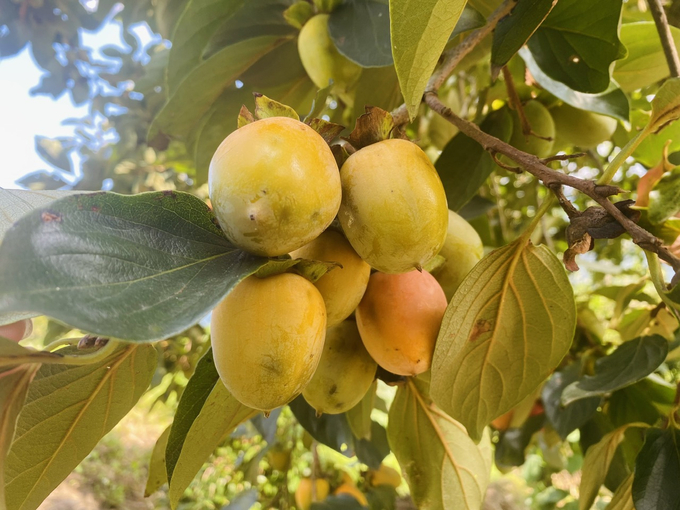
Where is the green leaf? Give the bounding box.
[648,168,680,225]
[494,413,546,470]
[145,425,171,497]
[608,472,635,510]
[0,192,267,342]
[632,427,680,510]
[491,0,556,73]
[0,189,81,326]
[0,364,40,510]
[224,489,259,509]
[289,396,355,457]
[579,422,649,510]
[527,0,624,94]
[435,108,514,212]
[347,381,376,441]
[519,48,629,122]
[431,240,576,441]
[351,66,403,123]
[390,0,467,120]
[542,362,600,440]
[613,22,680,92]
[648,78,680,132]
[354,421,390,470]
[328,0,392,67]
[450,7,486,40]
[166,348,256,508]
[4,343,156,510]
[166,0,246,95]
[304,83,334,122]
[561,336,669,405]
[387,378,492,510]
[149,35,289,142]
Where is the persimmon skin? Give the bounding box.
[295,478,330,510]
[356,270,447,376]
[298,14,362,92]
[551,103,618,149]
[210,273,326,411]
[290,230,370,328]
[208,116,341,257]
[432,210,484,301]
[367,464,402,488]
[338,139,449,274]
[509,100,555,158]
[334,483,369,506]
[302,320,377,415]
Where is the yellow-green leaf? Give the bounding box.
[648,78,680,134]
[608,472,635,510]
[145,425,171,497]
[387,377,491,510]
[0,364,40,510]
[168,381,256,508]
[389,0,467,120]
[431,240,576,442]
[580,422,649,510]
[4,344,156,510]
[0,337,64,369]
[347,380,377,441]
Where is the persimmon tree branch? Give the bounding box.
[648,0,680,77]
[391,0,518,125]
[423,90,680,275]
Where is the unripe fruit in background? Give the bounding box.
[267,445,291,471]
[209,117,341,257]
[211,273,326,411]
[550,103,618,149]
[298,14,362,92]
[334,483,369,506]
[431,210,484,301]
[509,100,555,158]
[366,464,402,488]
[295,478,330,510]
[427,88,461,150]
[356,271,447,376]
[302,320,377,414]
[338,139,448,273]
[290,230,370,328]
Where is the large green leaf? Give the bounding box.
[491,0,556,72]
[149,35,289,142]
[519,48,629,122]
[0,189,81,326]
[561,336,669,405]
[542,362,600,440]
[527,0,624,94]
[328,0,392,68]
[4,343,156,510]
[166,348,256,508]
[389,0,467,120]
[579,422,649,510]
[0,364,39,510]
[632,427,680,510]
[387,377,492,510]
[0,192,267,342]
[145,425,171,497]
[613,22,680,92]
[351,65,403,122]
[166,0,245,95]
[431,240,576,442]
[289,396,356,457]
[435,108,514,212]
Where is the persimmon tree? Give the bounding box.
[2,0,680,509]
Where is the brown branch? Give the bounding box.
[648,0,680,77]
[391,0,518,125]
[424,90,680,273]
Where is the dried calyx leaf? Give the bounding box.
[344,106,408,151]
[564,200,641,271]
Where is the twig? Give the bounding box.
[391,0,517,125]
[424,90,680,273]
[648,0,680,77]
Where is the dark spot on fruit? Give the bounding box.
[329,384,338,395]
[250,214,256,221]
[261,189,267,195]
[41,211,62,223]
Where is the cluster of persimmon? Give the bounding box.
[207,113,485,415]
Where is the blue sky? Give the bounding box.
[0,13,157,189]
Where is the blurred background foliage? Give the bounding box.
[3,0,680,508]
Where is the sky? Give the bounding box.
[0,11,156,190]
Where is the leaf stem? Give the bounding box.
[0,337,121,369]
[647,0,680,78]
[598,129,647,185]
